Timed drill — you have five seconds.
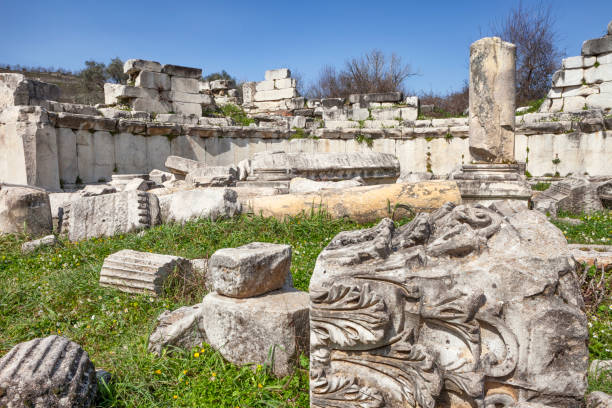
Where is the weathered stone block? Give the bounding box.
[161,64,202,78]
[348,92,402,104]
[56,127,78,184]
[562,85,599,98]
[582,35,612,56]
[66,190,161,241]
[289,177,364,194]
[172,102,202,116]
[100,249,190,295]
[135,71,171,90]
[586,93,612,110]
[131,97,172,114]
[104,83,158,105]
[400,107,418,121]
[210,79,231,90]
[598,52,612,65]
[274,78,297,89]
[256,80,275,92]
[265,68,291,81]
[584,63,612,84]
[564,95,587,111]
[161,90,211,104]
[562,56,584,69]
[148,304,206,355]
[21,234,57,253]
[209,242,291,298]
[0,185,53,237]
[0,335,97,408]
[123,59,162,75]
[201,288,309,377]
[185,165,237,187]
[0,73,60,109]
[254,88,298,102]
[165,155,204,176]
[170,77,200,94]
[158,188,241,224]
[586,391,612,408]
[309,204,588,408]
[552,68,584,88]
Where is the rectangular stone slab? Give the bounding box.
[66,190,161,241]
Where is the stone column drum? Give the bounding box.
[469,37,516,163]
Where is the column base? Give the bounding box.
[452,163,531,207]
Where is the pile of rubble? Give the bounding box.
[242,68,303,114]
[147,242,308,377]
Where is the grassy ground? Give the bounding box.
[1,210,610,406]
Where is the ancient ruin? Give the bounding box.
[309,203,588,407]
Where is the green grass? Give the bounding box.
[552,211,612,393]
[0,213,364,407]
[1,210,611,405]
[531,182,551,191]
[516,98,545,116]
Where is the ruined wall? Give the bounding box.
[1,104,610,190]
[540,21,612,113]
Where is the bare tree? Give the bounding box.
[491,1,564,105]
[419,81,470,117]
[307,49,415,98]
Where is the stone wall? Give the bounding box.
[1,102,610,190]
[241,69,304,114]
[540,20,612,113]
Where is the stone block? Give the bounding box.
[562,85,599,98]
[309,206,588,408]
[172,102,202,116]
[123,59,162,75]
[131,97,172,114]
[254,88,298,102]
[170,77,200,94]
[135,71,171,90]
[123,177,148,191]
[351,107,370,121]
[158,188,241,224]
[185,165,237,187]
[66,191,161,241]
[0,73,60,109]
[584,56,597,67]
[210,79,231,90]
[348,92,402,104]
[582,36,612,56]
[549,97,563,112]
[400,107,418,121]
[547,87,563,98]
[165,155,205,176]
[600,81,612,93]
[148,304,206,355]
[265,68,291,81]
[404,95,419,107]
[104,83,158,105]
[562,56,584,69]
[564,95,587,111]
[586,93,612,110]
[161,64,202,79]
[584,63,612,84]
[242,82,257,104]
[209,242,291,298]
[21,234,57,253]
[255,80,275,92]
[100,249,190,295]
[161,90,211,104]
[200,288,309,377]
[598,52,612,65]
[0,335,97,408]
[289,177,364,194]
[552,68,584,87]
[371,108,401,121]
[586,391,612,408]
[149,169,174,184]
[274,78,297,89]
[0,185,53,237]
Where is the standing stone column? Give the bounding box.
[469,37,516,163]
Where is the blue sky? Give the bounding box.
[1,0,611,95]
